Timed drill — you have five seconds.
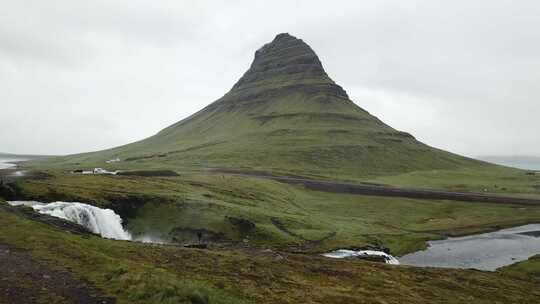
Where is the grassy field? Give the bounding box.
[370,166,540,197]
[501,254,540,279]
[1,201,540,304]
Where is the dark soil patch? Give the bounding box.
[227,216,256,235]
[169,227,229,244]
[0,243,115,304]
[117,170,179,177]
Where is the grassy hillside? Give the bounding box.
[9,171,540,256]
[2,201,540,304]
[28,33,491,181]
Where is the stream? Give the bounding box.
[400,224,540,271]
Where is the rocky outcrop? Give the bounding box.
[227,216,256,235]
[211,33,349,109]
[233,33,337,90]
[0,182,16,200]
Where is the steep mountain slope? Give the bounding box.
[38,33,486,179]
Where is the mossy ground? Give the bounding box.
[1,201,540,304]
[501,254,540,280]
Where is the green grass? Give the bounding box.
[500,254,540,280]
[370,166,540,197]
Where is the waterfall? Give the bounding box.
[322,249,400,265]
[8,201,131,240]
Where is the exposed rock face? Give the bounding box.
[213,33,349,109]
[233,33,339,91]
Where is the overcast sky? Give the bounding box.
[1,0,539,157]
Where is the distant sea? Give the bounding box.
[480,157,540,171]
[0,158,23,170]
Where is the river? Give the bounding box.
[400,224,540,271]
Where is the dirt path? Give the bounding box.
[0,243,115,304]
[208,169,540,206]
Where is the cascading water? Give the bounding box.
[322,249,400,265]
[8,201,131,240]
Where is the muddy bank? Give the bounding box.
[0,243,115,304]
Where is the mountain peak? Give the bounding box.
[255,33,311,56]
[230,33,345,98]
[66,32,482,182]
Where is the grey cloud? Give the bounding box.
[1,0,539,157]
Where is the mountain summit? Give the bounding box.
[211,33,348,110]
[48,33,483,180]
[231,33,340,92]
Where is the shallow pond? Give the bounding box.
[400,224,540,271]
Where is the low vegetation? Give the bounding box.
[501,254,540,280]
[1,201,540,304]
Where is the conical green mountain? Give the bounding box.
[47,33,484,179]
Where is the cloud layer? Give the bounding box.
[1,0,539,157]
